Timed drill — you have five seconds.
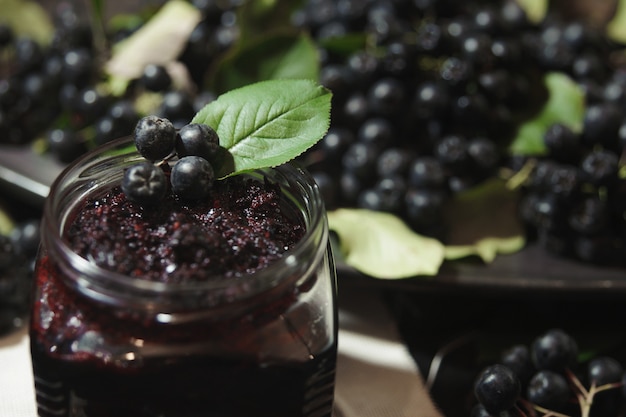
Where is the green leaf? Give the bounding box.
[91,0,104,20]
[192,79,332,178]
[514,0,548,24]
[317,33,368,56]
[443,178,526,263]
[104,0,202,96]
[0,202,14,236]
[107,13,146,34]
[508,72,585,156]
[208,33,320,94]
[606,0,626,43]
[328,209,446,279]
[0,0,54,45]
[235,0,304,42]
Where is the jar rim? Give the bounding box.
[42,136,329,307]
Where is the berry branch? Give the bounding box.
[565,369,623,417]
[473,329,626,417]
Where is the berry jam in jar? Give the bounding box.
[30,137,338,417]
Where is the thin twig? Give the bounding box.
[425,331,477,389]
[532,403,571,417]
[566,369,589,397]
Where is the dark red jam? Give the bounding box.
[30,174,337,417]
[66,175,305,282]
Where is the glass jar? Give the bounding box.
[30,137,338,417]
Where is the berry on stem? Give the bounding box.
[474,364,521,415]
[526,370,571,412]
[531,328,578,372]
[588,357,624,387]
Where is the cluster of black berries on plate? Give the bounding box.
[472,328,626,417]
[123,115,224,206]
[293,0,626,266]
[0,219,40,335]
[296,0,549,238]
[0,0,240,162]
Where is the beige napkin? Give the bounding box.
[0,328,36,417]
[334,285,443,417]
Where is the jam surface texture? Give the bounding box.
[66,175,305,282]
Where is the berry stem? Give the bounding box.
[566,369,588,397]
[520,397,569,417]
[565,369,593,417]
[503,158,537,190]
[514,402,533,417]
[531,404,570,417]
[425,331,476,389]
[155,149,178,166]
[86,0,108,60]
[579,382,623,417]
[565,369,624,417]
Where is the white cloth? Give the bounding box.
[0,285,442,417]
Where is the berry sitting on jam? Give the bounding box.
[123,115,225,206]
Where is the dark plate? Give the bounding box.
[338,243,626,296]
[3,145,625,294]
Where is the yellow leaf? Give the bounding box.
[514,0,548,24]
[0,0,54,45]
[0,202,14,235]
[607,0,626,44]
[104,1,201,95]
[328,209,445,279]
[444,236,526,263]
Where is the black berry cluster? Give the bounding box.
[293,0,626,264]
[296,0,545,240]
[472,328,626,417]
[0,219,40,335]
[0,1,240,162]
[122,115,222,206]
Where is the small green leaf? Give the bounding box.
[443,178,526,263]
[514,0,548,24]
[0,202,14,235]
[317,33,368,56]
[0,0,54,45]
[107,13,145,34]
[208,33,320,94]
[509,121,547,156]
[328,209,446,279]
[104,0,201,96]
[606,0,626,43]
[133,91,163,116]
[235,0,304,42]
[509,72,585,156]
[192,79,332,177]
[91,0,104,18]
